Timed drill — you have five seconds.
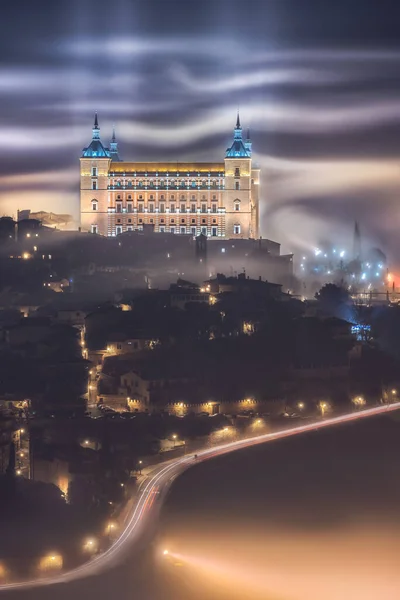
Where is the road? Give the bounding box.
[1,402,400,593]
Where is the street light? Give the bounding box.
[172,434,177,448]
[298,402,305,410]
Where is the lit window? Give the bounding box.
[234,224,241,235]
[91,225,98,234]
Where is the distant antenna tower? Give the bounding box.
[353,221,362,261]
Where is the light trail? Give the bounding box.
[1,402,399,591]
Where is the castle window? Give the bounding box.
[212,179,217,187]
[211,227,217,237]
[234,200,240,211]
[117,218,121,223]
[116,226,122,235]
[202,194,206,200]
[117,195,121,199]
[181,179,185,187]
[128,180,132,187]
[159,226,165,232]
[180,203,185,213]
[170,203,175,213]
[149,180,154,187]
[127,226,133,231]
[91,225,98,234]
[138,180,143,187]
[160,218,165,223]
[201,218,206,224]
[211,204,217,213]
[149,194,154,200]
[180,226,186,234]
[235,167,240,177]
[92,167,97,177]
[170,226,175,234]
[160,179,165,187]
[212,195,217,200]
[139,218,143,223]
[191,227,196,236]
[201,227,207,236]
[149,218,154,224]
[170,194,175,200]
[160,194,165,200]
[212,218,217,224]
[191,180,196,188]
[127,202,133,213]
[91,200,98,211]
[116,202,122,213]
[138,203,144,213]
[201,204,207,213]
[202,179,206,187]
[92,180,97,190]
[191,195,196,200]
[128,194,132,199]
[234,224,241,235]
[170,179,175,186]
[149,203,154,213]
[235,182,240,190]
[191,218,196,224]
[180,194,185,201]
[191,203,196,213]
[251,178,254,184]
[160,203,165,213]
[171,219,175,224]
[128,218,132,223]
[181,218,185,224]
[138,194,143,200]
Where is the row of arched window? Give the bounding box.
[111,178,221,188]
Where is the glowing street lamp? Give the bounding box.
[172,434,177,448]
[38,553,63,572]
[318,401,329,417]
[298,402,305,410]
[83,538,97,553]
[352,396,366,408]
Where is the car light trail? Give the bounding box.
[1,402,399,591]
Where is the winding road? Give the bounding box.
[2,402,400,592]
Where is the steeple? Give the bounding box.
[81,113,111,158]
[245,128,252,155]
[92,112,100,140]
[109,124,121,161]
[225,112,251,158]
[234,111,243,141]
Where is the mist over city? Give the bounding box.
[1,1,400,600]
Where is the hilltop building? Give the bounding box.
[80,114,260,239]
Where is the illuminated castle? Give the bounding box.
[80,114,260,239]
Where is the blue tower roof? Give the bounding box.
[225,112,251,158]
[81,113,111,159]
[109,125,122,162]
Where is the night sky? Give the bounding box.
[1,0,400,257]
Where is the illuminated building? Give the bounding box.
[80,113,260,239]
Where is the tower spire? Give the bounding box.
[92,112,100,140]
[109,123,121,161]
[236,110,241,130]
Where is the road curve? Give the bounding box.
[2,402,400,591]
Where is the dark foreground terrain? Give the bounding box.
[4,413,400,600]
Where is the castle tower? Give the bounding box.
[109,125,122,162]
[224,113,259,239]
[80,113,111,235]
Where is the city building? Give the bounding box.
[80,113,260,239]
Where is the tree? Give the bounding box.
[315,283,353,319]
